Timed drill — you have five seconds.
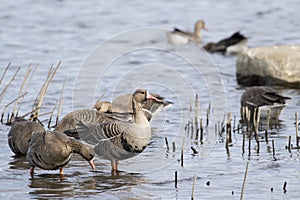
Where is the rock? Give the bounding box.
[236,45,300,88]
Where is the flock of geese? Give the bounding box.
[6,20,291,177]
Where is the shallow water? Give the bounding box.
[1,0,300,199]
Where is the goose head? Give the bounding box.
[195,20,208,35]
[132,89,158,113]
[94,101,112,112]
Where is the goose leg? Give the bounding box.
[111,160,119,175]
[59,167,64,175]
[30,167,35,176]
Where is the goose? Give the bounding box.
[26,130,95,176]
[241,86,291,120]
[203,31,248,54]
[167,20,208,45]
[54,109,132,138]
[94,92,173,121]
[7,117,45,156]
[75,89,158,174]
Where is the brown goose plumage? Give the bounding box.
[54,109,132,138]
[241,86,291,120]
[76,89,158,174]
[8,117,45,156]
[26,130,95,176]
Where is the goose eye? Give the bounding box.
[141,91,145,94]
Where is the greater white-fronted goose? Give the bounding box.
[203,31,248,54]
[26,130,95,176]
[241,86,291,120]
[8,117,45,156]
[167,20,208,45]
[76,89,158,174]
[98,92,173,121]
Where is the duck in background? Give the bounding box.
[167,20,208,45]
[203,31,248,54]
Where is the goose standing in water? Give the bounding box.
[76,89,159,174]
[26,130,95,176]
[167,20,208,45]
[8,117,45,156]
[203,31,248,54]
[241,86,291,121]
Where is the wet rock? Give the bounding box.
[236,45,300,88]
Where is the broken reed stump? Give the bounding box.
[283,181,287,193]
[287,135,291,153]
[172,142,176,152]
[265,110,270,144]
[272,140,277,161]
[175,171,178,188]
[226,112,232,155]
[165,137,169,152]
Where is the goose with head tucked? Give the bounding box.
[241,86,291,121]
[167,20,208,45]
[76,89,158,174]
[8,117,45,156]
[26,130,95,176]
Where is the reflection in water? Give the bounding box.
[27,170,146,199]
[8,156,30,170]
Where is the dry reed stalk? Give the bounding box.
[0,66,20,104]
[32,61,61,120]
[48,100,58,129]
[55,76,66,125]
[12,65,31,115]
[0,63,11,85]
[191,175,197,200]
[1,92,28,123]
[240,161,249,200]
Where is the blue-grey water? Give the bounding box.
[1,0,300,199]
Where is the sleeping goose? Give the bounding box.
[94,92,173,121]
[241,86,291,121]
[8,117,45,156]
[203,31,248,54]
[75,89,158,174]
[167,20,208,45]
[26,130,95,176]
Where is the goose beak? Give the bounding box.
[146,91,160,101]
[89,158,96,170]
[203,26,208,31]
